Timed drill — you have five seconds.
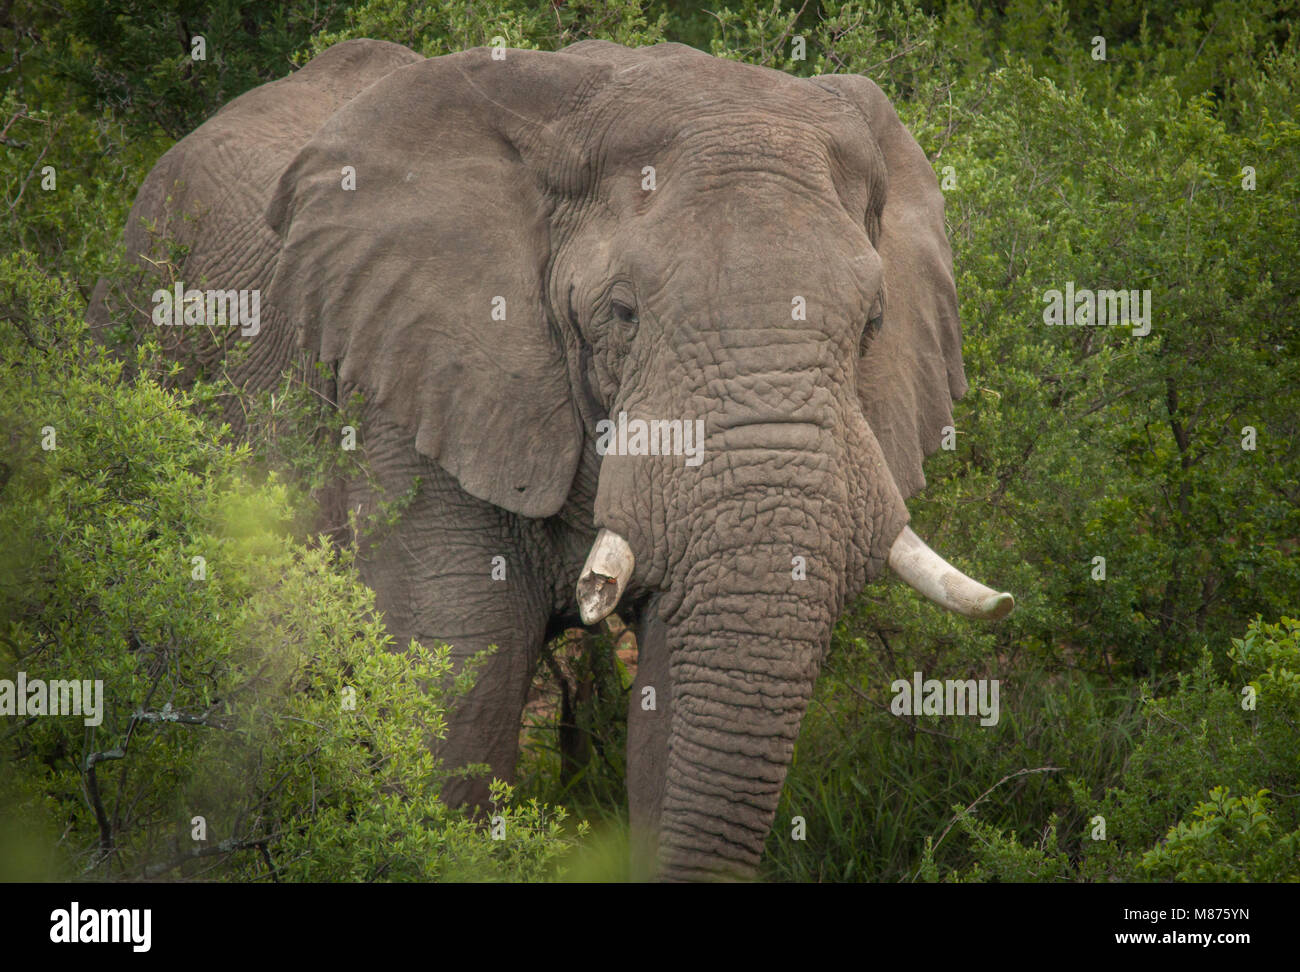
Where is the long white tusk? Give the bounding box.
[887,526,1015,620]
[577,529,635,625]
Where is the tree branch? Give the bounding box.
[138,835,281,880]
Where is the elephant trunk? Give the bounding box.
[655,571,837,881]
[645,442,860,879]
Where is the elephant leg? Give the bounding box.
[436,621,547,810]
[627,595,672,879]
[347,419,552,811]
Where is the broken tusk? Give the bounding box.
[887,526,1015,620]
[577,528,635,625]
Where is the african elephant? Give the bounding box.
[93,37,1014,882]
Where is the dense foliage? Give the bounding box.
[2,0,1296,881]
[0,257,583,880]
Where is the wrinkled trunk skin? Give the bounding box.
[658,591,836,880]
[653,460,864,881]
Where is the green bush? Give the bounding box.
[1139,788,1300,883]
[24,1,350,140]
[306,0,665,57]
[918,617,1300,883]
[0,257,583,881]
[763,621,1139,881]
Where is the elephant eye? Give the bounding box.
[611,298,639,326]
[868,286,886,331]
[860,291,885,357]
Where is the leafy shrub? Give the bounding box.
[919,617,1300,882]
[305,0,666,58]
[0,256,583,881]
[1139,787,1300,883]
[26,1,351,140]
[763,621,1138,881]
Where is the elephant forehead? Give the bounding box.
[665,119,840,177]
[579,61,857,170]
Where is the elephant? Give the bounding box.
[91,37,1014,882]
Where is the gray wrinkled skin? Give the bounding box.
[93,38,967,881]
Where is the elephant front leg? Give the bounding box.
[346,443,551,812]
[435,620,548,810]
[627,595,672,879]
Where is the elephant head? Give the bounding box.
[264,40,1011,880]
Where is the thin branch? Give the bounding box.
[843,682,958,740]
[131,705,234,730]
[916,766,1062,881]
[6,118,59,213]
[83,747,127,865]
[760,0,811,67]
[138,835,281,880]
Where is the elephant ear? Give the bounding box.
[267,49,605,518]
[811,74,967,501]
